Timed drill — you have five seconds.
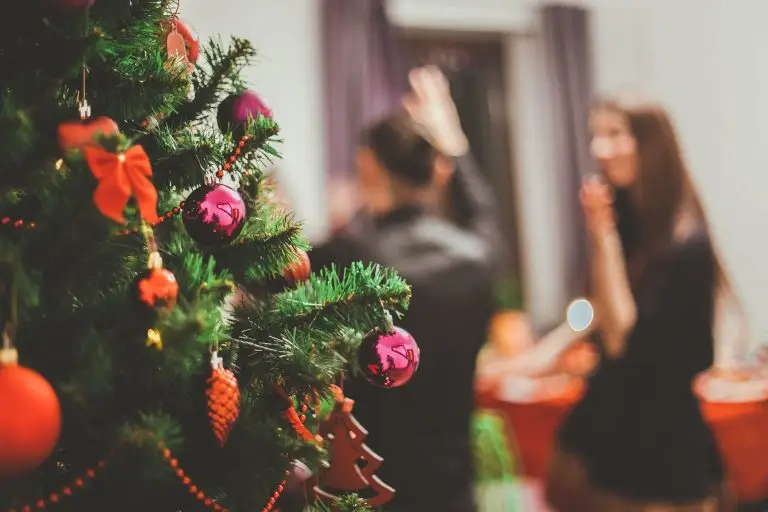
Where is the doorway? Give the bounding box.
[397,30,521,305]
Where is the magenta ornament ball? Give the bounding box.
[358,326,420,389]
[182,184,246,247]
[217,90,272,138]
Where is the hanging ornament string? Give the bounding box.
[139,220,159,259]
[1,273,19,363]
[78,9,91,120]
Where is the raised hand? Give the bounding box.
[580,174,616,239]
[402,65,469,157]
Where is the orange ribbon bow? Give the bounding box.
[83,145,160,224]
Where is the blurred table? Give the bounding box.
[476,342,768,503]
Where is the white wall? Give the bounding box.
[183,0,327,241]
[185,0,768,346]
[592,0,768,347]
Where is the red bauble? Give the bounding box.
[206,353,240,446]
[283,248,311,286]
[358,326,420,389]
[0,350,62,476]
[58,116,119,152]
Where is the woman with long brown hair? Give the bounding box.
[545,93,734,511]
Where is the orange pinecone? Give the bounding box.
[206,364,240,446]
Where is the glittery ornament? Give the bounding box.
[206,352,240,446]
[182,184,246,247]
[0,347,62,476]
[358,326,420,389]
[217,90,272,139]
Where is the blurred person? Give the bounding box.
[309,66,503,512]
[542,94,736,511]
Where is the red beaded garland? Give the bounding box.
[0,217,36,230]
[155,440,291,512]
[2,454,113,512]
[116,134,253,237]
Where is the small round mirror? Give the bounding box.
[567,298,594,332]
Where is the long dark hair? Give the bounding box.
[591,94,752,361]
[592,95,725,288]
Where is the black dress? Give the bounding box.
[557,190,725,503]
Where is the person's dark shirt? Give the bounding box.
[558,189,724,501]
[309,154,502,509]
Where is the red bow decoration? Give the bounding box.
[83,145,160,224]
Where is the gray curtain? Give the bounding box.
[541,3,595,302]
[321,0,405,179]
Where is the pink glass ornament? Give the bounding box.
[358,326,420,388]
[182,184,246,246]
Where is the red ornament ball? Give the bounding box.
[358,326,420,389]
[283,248,311,286]
[182,184,246,247]
[0,351,62,476]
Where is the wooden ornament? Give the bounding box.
[313,394,395,508]
[206,352,240,446]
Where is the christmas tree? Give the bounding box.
[0,1,410,511]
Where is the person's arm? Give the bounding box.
[591,228,637,359]
[477,319,595,378]
[449,153,504,258]
[403,66,504,264]
[580,177,637,359]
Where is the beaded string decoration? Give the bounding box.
[2,452,116,512]
[0,218,35,230]
[157,440,290,512]
[119,133,253,236]
[3,131,262,235]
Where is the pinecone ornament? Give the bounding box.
[206,352,240,446]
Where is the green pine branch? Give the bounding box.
[265,263,410,335]
[161,36,256,131]
[148,116,280,190]
[231,263,410,388]
[215,206,307,284]
[0,96,36,168]
[311,495,375,512]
